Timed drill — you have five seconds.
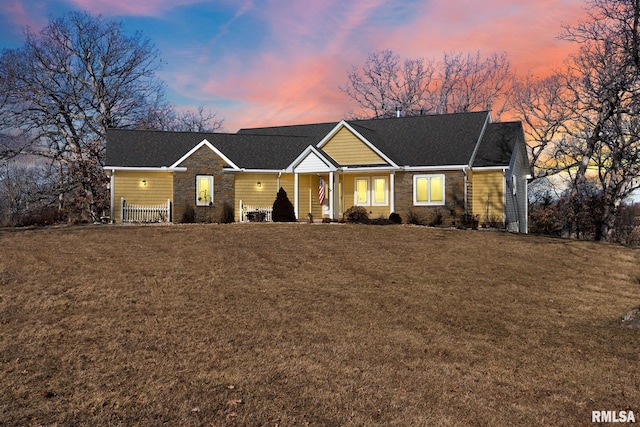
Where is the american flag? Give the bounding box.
[318,177,325,204]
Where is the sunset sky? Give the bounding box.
[0,0,587,132]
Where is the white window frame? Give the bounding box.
[372,176,388,206]
[353,176,389,207]
[413,174,445,206]
[196,175,214,206]
[354,177,370,206]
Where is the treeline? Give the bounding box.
[342,0,640,243]
[0,12,222,225]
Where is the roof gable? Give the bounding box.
[288,146,337,173]
[346,111,491,167]
[317,121,395,167]
[472,122,524,168]
[105,129,207,168]
[171,139,239,169]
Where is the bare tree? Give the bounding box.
[511,73,574,179]
[166,106,224,132]
[342,50,515,120]
[436,52,514,118]
[0,160,58,225]
[0,11,223,222]
[557,0,640,240]
[341,50,435,118]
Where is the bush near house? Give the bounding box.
[344,205,369,223]
[181,205,196,223]
[272,187,297,222]
[389,212,402,224]
[218,201,234,224]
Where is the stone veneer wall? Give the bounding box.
[173,147,235,223]
[394,170,466,226]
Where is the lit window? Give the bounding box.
[196,175,213,206]
[354,177,389,206]
[372,177,387,205]
[355,178,369,205]
[413,174,445,205]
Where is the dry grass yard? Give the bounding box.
[1,223,639,426]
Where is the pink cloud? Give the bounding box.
[169,48,352,131]
[67,0,212,17]
[381,0,585,77]
[0,1,49,33]
[148,0,590,130]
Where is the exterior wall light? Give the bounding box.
[257,181,261,188]
[141,179,147,186]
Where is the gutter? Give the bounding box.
[103,166,188,172]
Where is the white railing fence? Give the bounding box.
[121,198,171,223]
[239,200,273,222]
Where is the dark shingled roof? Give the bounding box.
[472,122,524,168]
[347,111,489,166]
[105,111,518,170]
[106,129,315,169]
[105,129,205,168]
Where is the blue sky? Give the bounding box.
[0,0,586,131]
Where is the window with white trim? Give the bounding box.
[354,177,369,205]
[354,177,389,206]
[196,175,214,206]
[413,174,445,205]
[372,177,388,206]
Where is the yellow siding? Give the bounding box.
[297,175,319,220]
[342,174,390,219]
[293,174,333,220]
[235,173,294,221]
[114,171,173,222]
[322,127,386,166]
[471,171,505,223]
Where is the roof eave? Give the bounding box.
[103,166,188,172]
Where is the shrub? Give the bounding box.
[246,211,266,222]
[428,209,443,227]
[17,205,65,227]
[344,206,369,223]
[218,201,234,223]
[458,213,479,230]
[406,209,426,225]
[370,216,391,225]
[272,187,296,222]
[389,212,402,224]
[181,205,195,223]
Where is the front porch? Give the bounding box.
[293,170,395,221]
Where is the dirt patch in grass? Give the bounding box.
[1,223,639,425]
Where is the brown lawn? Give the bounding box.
[1,223,639,426]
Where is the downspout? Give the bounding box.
[389,171,395,214]
[503,169,507,226]
[294,173,299,220]
[329,171,334,219]
[463,167,469,217]
[277,170,282,190]
[109,170,115,223]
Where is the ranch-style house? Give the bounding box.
[104,110,531,232]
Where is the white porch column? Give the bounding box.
[294,172,299,220]
[110,171,115,222]
[329,171,334,219]
[390,172,395,213]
